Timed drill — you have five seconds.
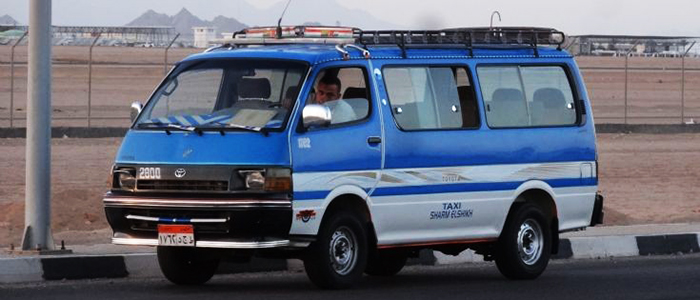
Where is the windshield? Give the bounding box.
[135,60,307,131]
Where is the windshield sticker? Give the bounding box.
[230,109,276,128]
[430,202,473,220]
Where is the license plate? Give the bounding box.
[158,224,195,247]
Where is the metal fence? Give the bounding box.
[1,34,192,128]
[2,38,700,128]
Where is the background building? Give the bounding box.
[193,26,218,48]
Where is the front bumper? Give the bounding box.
[104,192,307,249]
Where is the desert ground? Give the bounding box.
[0,46,699,247]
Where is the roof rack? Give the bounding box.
[213,25,566,58]
[357,27,566,58]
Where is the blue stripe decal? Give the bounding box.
[293,178,596,200]
[293,191,330,201]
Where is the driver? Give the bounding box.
[314,74,357,124]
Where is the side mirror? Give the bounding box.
[130,101,143,123]
[302,104,331,128]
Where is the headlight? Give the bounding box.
[240,170,266,190]
[113,168,136,191]
[239,168,291,192]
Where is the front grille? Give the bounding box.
[137,180,229,192]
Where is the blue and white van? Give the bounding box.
[105,26,603,289]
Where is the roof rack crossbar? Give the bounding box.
[466,30,474,57]
[533,30,540,58]
[398,32,407,58]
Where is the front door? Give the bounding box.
[289,63,382,235]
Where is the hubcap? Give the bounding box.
[517,219,543,265]
[328,226,358,276]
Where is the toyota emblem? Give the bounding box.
[174,168,187,178]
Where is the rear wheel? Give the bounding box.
[365,249,408,276]
[157,247,219,285]
[495,204,551,280]
[304,211,368,289]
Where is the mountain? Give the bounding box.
[7,0,400,30]
[125,8,247,40]
[126,9,172,27]
[0,14,19,25]
[210,16,246,34]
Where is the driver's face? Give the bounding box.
[315,82,340,104]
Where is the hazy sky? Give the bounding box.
[3,0,700,36]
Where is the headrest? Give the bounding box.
[284,86,300,100]
[238,78,271,99]
[533,88,567,108]
[492,88,525,103]
[343,87,367,99]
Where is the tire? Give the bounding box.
[365,249,408,276]
[157,247,220,285]
[495,203,551,280]
[304,211,368,289]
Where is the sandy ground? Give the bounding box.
[1,47,700,126]
[0,133,699,247]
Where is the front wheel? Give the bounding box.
[157,247,220,285]
[495,204,551,280]
[304,211,368,289]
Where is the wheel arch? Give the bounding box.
[503,180,560,254]
[318,185,377,248]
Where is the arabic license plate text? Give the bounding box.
[158,224,195,247]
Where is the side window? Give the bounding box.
[477,65,576,128]
[384,66,478,130]
[307,67,370,125]
[521,67,576,126]
[477,67,528,127]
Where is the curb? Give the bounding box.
[2,124,700,138]
[1,233,698,284]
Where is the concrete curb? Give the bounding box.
[2,124,700,138]
[1,232,698,283]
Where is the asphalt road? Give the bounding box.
[2,254,699,300]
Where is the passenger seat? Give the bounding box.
[489,88,528,127]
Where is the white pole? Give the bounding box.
[22,0,54,251]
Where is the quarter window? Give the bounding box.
[384,66,479,130]
[477,66,577,128]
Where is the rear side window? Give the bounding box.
[383,66,479,130]
[477,66,577,128]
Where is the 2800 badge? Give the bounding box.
[138,167,161,179]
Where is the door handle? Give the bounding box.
[367,136,382,144]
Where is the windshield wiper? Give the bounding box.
[136,123,199,135]
[194,123,269,136]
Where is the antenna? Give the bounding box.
[276,0,292,38]
[490,11,501,29]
